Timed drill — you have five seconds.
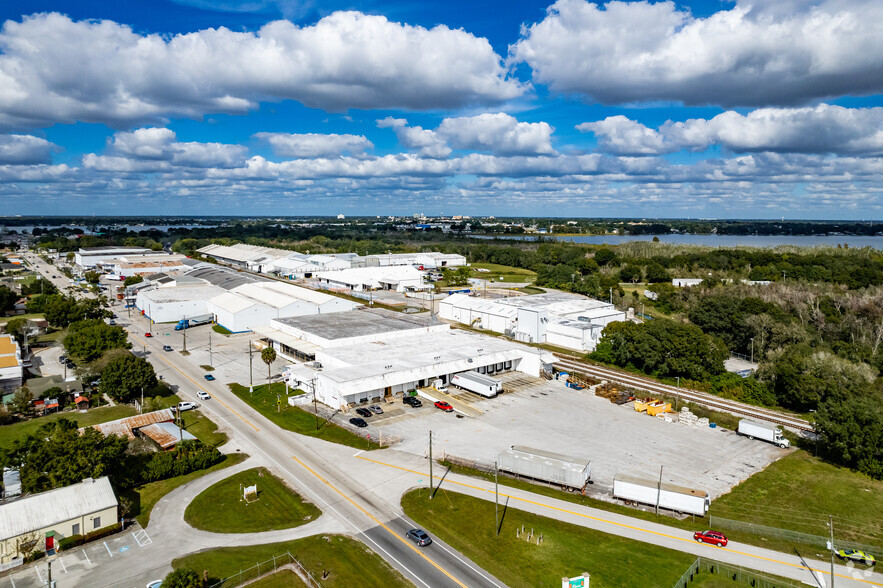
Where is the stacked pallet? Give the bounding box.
[595,383,634,405]
[678,406,699,425]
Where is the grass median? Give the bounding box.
[184,467,320,533]
[229,383,380,450]
[172,534,409,587]
[401,488,695,587]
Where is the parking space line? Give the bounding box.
[82,548,91,567]
[104,541,113,558]
[59,556,67,573]
[9,575,15,587]
[34,565,42,584]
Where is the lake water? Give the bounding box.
[478,234,883,249]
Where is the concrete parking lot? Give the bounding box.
[2,525,157,588]
[376,371,786,500]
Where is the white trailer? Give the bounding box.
[498,446,591,492]
[613,474,709,516]
[451,371,502,398]
[737,419,790,448]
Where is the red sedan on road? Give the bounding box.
[144,332,152,338]
[694,530,728,547]
[434,401,453,412]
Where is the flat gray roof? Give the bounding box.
[275,307,440,340]
[185,267,259,290]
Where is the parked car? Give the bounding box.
[146,581,162,588]
[163,345,173,352]
[403,396,422,408]
[406,529,432,547]
[197,391,211,400]
[368,405,383,414]
[837,549,876,566]
[434,401,454,412]
[108,319,116,325]
[349,417,368,428]
[144,332,152,338]
[693,530,728,547]
[177,401,198,411]
[355,407,373,418]
[203,374,215,381]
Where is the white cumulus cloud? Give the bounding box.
[107,127,248,168]
[579,105,883,155]
[511,0,883,107]
[0,134,58,164]
[438,113,556,155]
[0,11,523,128]
[254,132,373,158]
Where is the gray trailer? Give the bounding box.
[451,371,503,397]
[613,474,709,516]
[497,445,591,492]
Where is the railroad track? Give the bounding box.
[553,354,813,433]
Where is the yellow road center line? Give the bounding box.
[131,333,260,432]
[356,455,883,587]
[291,455,468,588]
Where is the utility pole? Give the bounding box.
[140,387,144,414]
[428,430,433,499]
[495,460,499,536]
[182,323,187,352]
[209,330,213,367]
[148,304,152,335]
[675,377,680,410]
[313,378,319,430]
[609,287,613,304]
[248,341,254,394]
[829,515,835,588]
[48,560,52,587]
[750,338,754,364]
[655,465,663,515]
[176,406,182,443]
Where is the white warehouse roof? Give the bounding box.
[231,281,341,307]
[140,285,226,304]
[316,265,425,287]
[0,477,117,541]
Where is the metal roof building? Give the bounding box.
[0,477,118,564]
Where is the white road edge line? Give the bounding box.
[103,542,113,558]
[398,516,504,588]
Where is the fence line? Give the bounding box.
[671,557,800,588]
[711,516,883,554]
[208,552,319,588]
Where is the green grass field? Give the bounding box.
[712,451,883,547]
[172,535,409,587]
[184,467,320,533]
[248,570,305,588]
[469,262,537,283]
[229,383,380,450]
[401,488,695,588]
[0,404,136,450]
[180,409,228,447]
[212,324,232,335]
[125,453,248,528]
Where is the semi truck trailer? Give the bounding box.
[451,371,503,397]
[174,314,214,330]
[737,419,790,448]
[613,474,709,516]
[498,446,591,492]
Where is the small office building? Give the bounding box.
[0,477,118,564]
[315,266,427,293]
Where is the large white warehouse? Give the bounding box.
[137,285,226,324]
[315,266,427,293]
[283,324,555,409]
[439,291,626,352]
[74,246,152,268]
[208,281,360,333]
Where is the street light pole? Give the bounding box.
[676,377,680,410]
[248,341,254,394]
[428,430,433,500]
[209,331,213,367]
[830,515,835,588]
[750,338,754,364]
[495,460,499,536]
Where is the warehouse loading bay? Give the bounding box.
[375,371,785,501]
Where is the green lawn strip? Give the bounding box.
[0,404,136,450]
[228,383,380,450]
[469,262,537,283]
[184,467,320,533]
[181,409,228,447]
[172,535,410,587]
[248,570,306,588]
[401,488,695,588]
[211,324,232,335]
[126,453,248,528]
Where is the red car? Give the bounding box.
[434,401,453,412]
[144,332,152,338]
[694,530,728,547]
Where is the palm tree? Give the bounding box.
[261,347,277,384]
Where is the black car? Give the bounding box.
[349,417,368,428]
[403,396,422,408]
[406,529,432,547]
[355,407,373,418]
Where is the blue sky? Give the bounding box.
[0,0,880,218]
